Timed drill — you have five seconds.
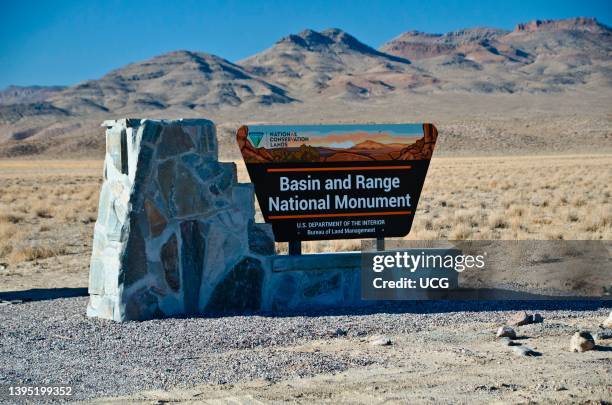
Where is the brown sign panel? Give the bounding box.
[237,124,437,242]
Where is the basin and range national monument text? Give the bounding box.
[237,123,438,241]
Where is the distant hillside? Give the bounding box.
[0,85,66,105]
[47,50,296,115]
[352,140,394,149]
[0,17,610,158]
[239,28,433,99]
[380,28,509,61]
[380,17,611,93]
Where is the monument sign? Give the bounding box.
[237,124,438,241]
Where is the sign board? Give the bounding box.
[237,123,437,242]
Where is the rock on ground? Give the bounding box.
[369,335,392,346]
[570,331,595,352]
[508,311,531,326]
[593,329,612,341]
[602,312,612,329]
[496,326,516,339]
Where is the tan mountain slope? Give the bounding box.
[47,50,296,116]
[380,28,510,62]
[351,140,398,149]
[380,17,612,93]
[0,85,66,105]
[240,28,436,99]
[0,51,297,155]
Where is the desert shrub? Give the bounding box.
[35,207,53,218]
[8,243,67,263]
[450,223,472,240]
[488,213,508,229]
[0,212,25,224]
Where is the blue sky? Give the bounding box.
[0,0,610,88]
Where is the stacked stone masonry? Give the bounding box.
[87,119,275,321]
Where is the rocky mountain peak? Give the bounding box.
[281,29,334,48]
[240,27,413,95]
[444,27,508,42]
[43,49,295,115]
[279,28,389,57]
[321,28,389,56]
[380,27,511,61]
[320,28,356,44]
[513,17,607,33]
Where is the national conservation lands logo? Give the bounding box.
[236,123,438,242]
[247,131,264,148]
[246,130,310,149]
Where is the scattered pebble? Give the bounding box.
[602,312,612,329]
[519,322,575,336]
[334,328,348,337]
[496,326,516,339]
[508,311,531,326]
[570,331,595,352]
[369,335,392,346]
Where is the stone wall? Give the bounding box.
[87,119,275,321]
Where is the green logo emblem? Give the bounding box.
[248,132,264,147]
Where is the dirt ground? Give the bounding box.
[93,310,612,404]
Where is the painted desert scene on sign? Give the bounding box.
[237,123,438,163]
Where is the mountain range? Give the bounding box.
[0,17,610,158]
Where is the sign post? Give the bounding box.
[288,241,302,256]
[237,123,437,246]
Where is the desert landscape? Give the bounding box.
[0,16,611,403]
[1,153,610,293]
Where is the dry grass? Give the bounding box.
[0,212,25,224]
[0,160,101,264]
[0,155,610,264]
[410,155,611,241]
[7,244,69,263]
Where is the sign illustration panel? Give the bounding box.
[237,123,437,242]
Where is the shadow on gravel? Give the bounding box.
[1,288,609,321]
[208,287,610,319]
[0,287,88,303]
[204,297,612,320]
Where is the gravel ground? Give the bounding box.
[0,297,610,402]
